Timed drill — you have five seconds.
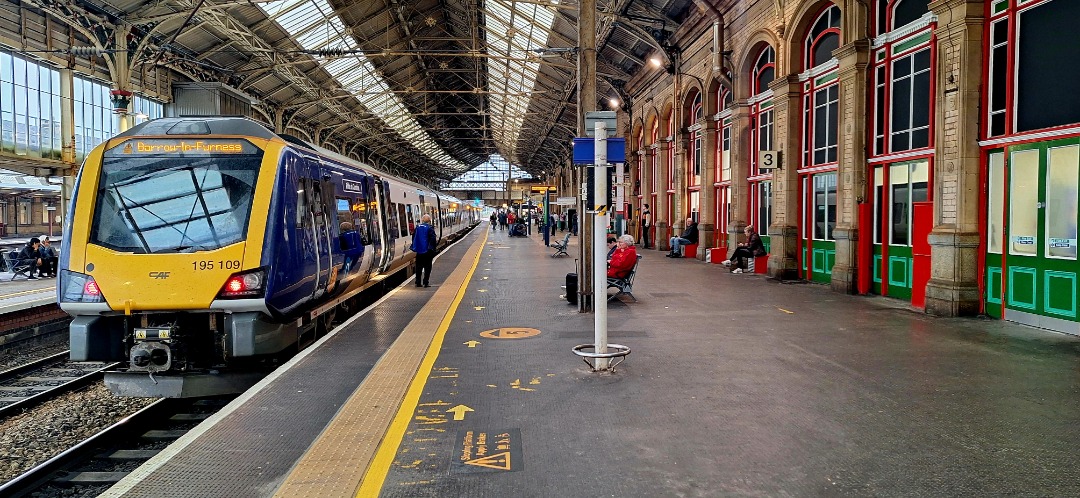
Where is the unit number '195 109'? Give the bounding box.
[193,260,241,271]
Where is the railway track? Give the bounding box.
[0,396,235,497]
[0,352,119,417]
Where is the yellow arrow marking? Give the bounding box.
[464,451,511,470]
[446,405,473,421]
[464,340,481,348]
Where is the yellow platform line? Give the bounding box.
[0,287,55,299]
[273,230,487,498]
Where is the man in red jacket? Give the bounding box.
[607,234,638,279]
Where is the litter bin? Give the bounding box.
[565,272,577,305]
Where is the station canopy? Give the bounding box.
[42,0,700,185]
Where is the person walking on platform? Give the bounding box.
[498,210,508,231]
[667,218,698,258]
[489,212,497,230]
[411,214,438,287]
[640,203,652,249]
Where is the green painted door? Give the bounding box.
[801,173,837,284]
[871,161,930,300]
[995,140,1080,333]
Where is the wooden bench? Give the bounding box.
[607,254,642,302]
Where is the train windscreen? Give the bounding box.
[90,138,264,254]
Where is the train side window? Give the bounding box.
[296,178,308,225]
[387,202,399,237]
[398,203,409,237]
[336,197,352,227]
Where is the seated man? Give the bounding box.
[722,225,766,274]
[606,235,618,260]
[38,236,58,277]
[16,238,43,280]
[666,217,698,258]
[608,234,638,279]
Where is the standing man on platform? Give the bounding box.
[640,203,652,249]
[411,214,438,287]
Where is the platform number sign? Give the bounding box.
[758,150,780,171]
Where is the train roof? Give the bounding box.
[117,116,277,140]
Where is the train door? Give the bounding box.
[986,140,1080,333]
[358,175,381,279]
[301,159,333,298]
[372,176,394,272]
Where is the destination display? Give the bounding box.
[106,138,259,156]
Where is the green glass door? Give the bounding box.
[801,173,836,284]
[996,140,1080,333]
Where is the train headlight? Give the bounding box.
[59,270,106,303]
[217,268,266,299]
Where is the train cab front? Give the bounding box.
[60,124,283,397]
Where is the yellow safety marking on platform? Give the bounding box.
[273,229,486,498]
[0,287,55,299]
[447,404,474,421]
[479,327,541,339]
[464,340,481,348]
[465,451,511,470]
[777,307,794,314]
[353,231,486,498]
[474,306,485,310]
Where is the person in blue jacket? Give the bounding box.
[411,214,438,287]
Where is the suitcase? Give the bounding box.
[565,272,577,305]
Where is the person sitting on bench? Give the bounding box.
[608,234,638,279]
[722,225,766,273]
[606,235,618,259]
[666,218,698,258]
[16,238,43,280]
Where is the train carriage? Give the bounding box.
[60,117,476,397]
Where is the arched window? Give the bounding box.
[798,4,842,284]
[690,91,703,180]
[805,5,841,70]
[754,47,775,96]
[875,0,930,36]
[748,44,777,250]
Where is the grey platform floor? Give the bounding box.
[112,223,1080,497]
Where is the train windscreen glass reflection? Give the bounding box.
[90,153,262,254]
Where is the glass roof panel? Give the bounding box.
[444,154,533,191]
[484,1,555,162]
[259,0,466,174]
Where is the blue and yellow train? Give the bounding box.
[59,117,478,396]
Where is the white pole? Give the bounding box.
[593,121,609,370]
